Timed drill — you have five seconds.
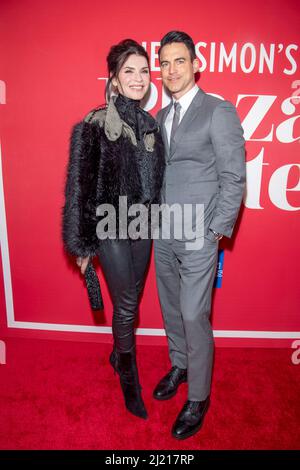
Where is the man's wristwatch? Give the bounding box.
[210,229,223,241]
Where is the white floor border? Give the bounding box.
[1,141,299,340]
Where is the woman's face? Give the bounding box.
[112,54,150,100]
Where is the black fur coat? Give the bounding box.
[62,103,165,258]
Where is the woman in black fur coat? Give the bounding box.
[62,39,165,419]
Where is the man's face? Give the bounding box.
[159,42,199,100]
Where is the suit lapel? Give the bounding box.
[169,88,205,160]
[161,101,173,161]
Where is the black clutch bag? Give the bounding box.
[84,261,104,310]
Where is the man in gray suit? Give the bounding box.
[153,31,246,440]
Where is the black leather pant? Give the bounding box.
[97,238,152,353]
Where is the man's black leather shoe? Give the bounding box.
[153,366,187,400]
[172,397,210,440]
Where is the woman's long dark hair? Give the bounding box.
[106,39,150,101]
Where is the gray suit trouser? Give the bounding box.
[154,233,219,401]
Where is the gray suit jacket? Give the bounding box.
[156,87,246,238]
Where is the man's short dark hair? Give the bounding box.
[158,31,196,61]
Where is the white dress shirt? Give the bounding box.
[165,84,199,146]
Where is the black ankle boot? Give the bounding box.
[109,349,148,420]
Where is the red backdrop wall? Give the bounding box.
[0,0,299,347]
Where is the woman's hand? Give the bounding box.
[76,256,90,275]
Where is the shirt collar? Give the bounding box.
[173,84,199,112]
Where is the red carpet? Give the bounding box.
[0,337,299,450]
